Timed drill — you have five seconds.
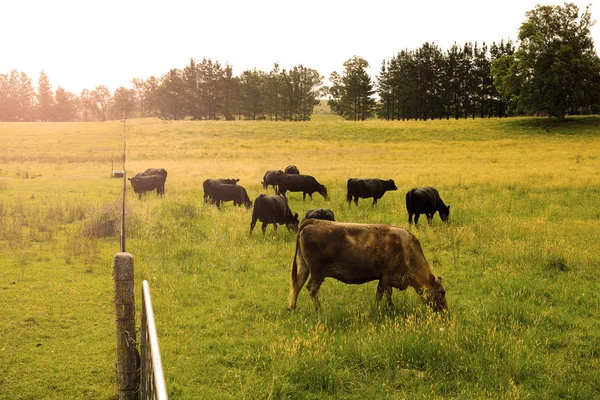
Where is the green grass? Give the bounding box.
[1,116,600,398]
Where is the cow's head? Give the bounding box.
[244,198,253,209]
[440,205,450,222]
[287,213,300,232]
[319,185,329,200]
[386,179,398,191]
[420,274,447,312]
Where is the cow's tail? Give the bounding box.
[288,231,301,310]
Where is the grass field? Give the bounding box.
[1,115,600,399]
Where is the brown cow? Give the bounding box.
[288,219,447,312]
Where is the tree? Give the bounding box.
[156,69,186,120]
[329,56,376,121]
[492,3,600,121]
[91,85,111,121]
[112,87,136,119]
[18,72,35,121]
[239,68,266,120]
[36,71,54,121]
[54,87,77,121]
[78,89,96,122]
[132,78,149,117]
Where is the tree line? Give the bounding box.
[1,3,598,123]
[0,60,324,122]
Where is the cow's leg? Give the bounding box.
[427,214,433,224]
[273,223,278,232]
[249,217,257,234]
[414,214,420,224]
[408,213,413,224]
[306,275,324,312]
[261,222,269,234]
[289,255,311,310]
[376,281,393,308]
[346,192,352,204]
[353,197,359,206]
[372,198,378,207]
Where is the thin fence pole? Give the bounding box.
[120,142,126,253]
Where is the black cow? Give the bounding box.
[128,174,167,200]
[301,208,335,223]
[284,165,300,174]
[250,194,299,234]
[277,174,328,200]
[203,178,239,204]
[131,168,168,196]
[209,184,252,209]
[262,170,284,192]
[405,187,450,224]
[347,178,398,206]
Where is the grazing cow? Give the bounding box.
[301,208,335,223]
[288,219,447,312]
[284,165,300,174]
[250,194,299,234]
[128,174,167,200]
[132,168,168,196]
[206,184,251,209]
[277,174,328,200]
[262,170,284,192]
[203,178,239,204]
[405,187,450,224]
[346,178,398,206]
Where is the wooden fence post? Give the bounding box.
[114,252,138,399]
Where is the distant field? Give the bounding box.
[1,116,599,399]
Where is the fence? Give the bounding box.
[140,280,168,399]
[114,136,167,399]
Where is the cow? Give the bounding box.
[131,168,168,196]
[284,165,300,174]
[277,174,328,200]
[250,194,299,234]
[261,170,284,192]
[203,178,239,204]
[288,219,447,312]
[209,184,252,209]
[346,178,398,206]
[128,174,167,200]
[301,208,335,223]
[405,187,450,224]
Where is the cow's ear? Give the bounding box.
[127,178,132,181]
[429,273,436,284]
[448,205,451,210]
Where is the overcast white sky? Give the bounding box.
[1,0,598,94]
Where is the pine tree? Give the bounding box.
[329,56,376,121]
[36,71,54,121]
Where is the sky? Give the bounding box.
[1,0,599,95]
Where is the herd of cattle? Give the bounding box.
[128,165,449,312]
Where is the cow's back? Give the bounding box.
[298,220,415,284]
[406,187,440,213]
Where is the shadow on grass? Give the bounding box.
[501,115,600,135]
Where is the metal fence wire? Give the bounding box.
[140,280,168,400]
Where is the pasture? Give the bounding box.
[1,116,599,399]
